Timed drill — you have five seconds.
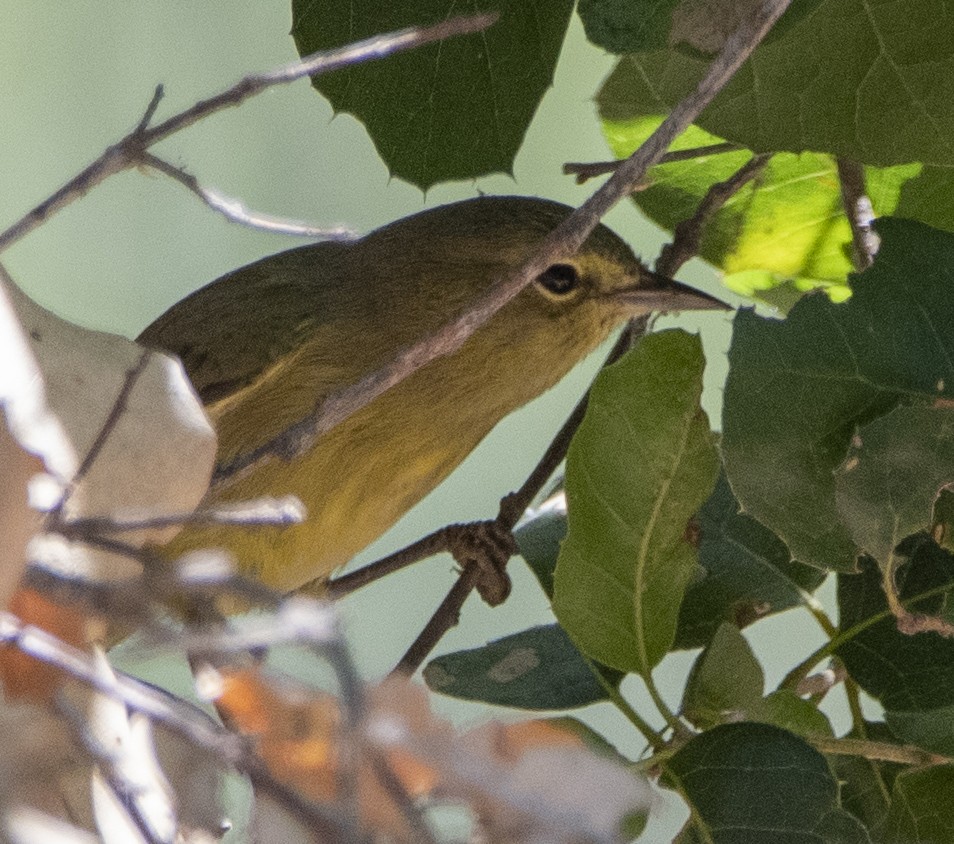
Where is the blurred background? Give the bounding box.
[0,3,847,825]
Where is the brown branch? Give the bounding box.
[836,157,878,271]
[212,0,793,489]
[564,142,743,184]
[658,152,772,273]
[0,13,498,254]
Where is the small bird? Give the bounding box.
[139,196,726,593]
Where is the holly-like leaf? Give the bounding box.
[596,1,954,168]
[722,218,954,571]
[291,0,574,189]
[553,330,719,676]
[675,472,825,649]
[666,722,869,844]
[834,405,954,567]
[422,624,623,711]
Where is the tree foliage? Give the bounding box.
[5,1,954,842]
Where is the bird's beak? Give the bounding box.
[612,269,732,314]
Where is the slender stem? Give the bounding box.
[586,658,667,752]
[658,152,771,273]
[143,153,358,240]
[780,580,954,691]
[324,527,455,598]
[563,142,743,183]
[810,735,951,767]
[836,157,877,271]
[393,568,480,675]
[643,671,690,738]
[844,675,868,738]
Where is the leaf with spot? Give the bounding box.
[422,624,622,710]
[553,330,719,677]
[291,0,574,189]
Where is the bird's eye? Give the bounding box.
[535,263,580,296]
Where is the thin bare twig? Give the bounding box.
[0,13,497,254]
[658,152,772,273]
[143,154,358,240]
[53,350,152,515]
[563,142,742,184]
[325,526,461,599]
[212,0,792,489]
[836,157,878,271]
[55,495,305,536]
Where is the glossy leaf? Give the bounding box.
[553,330,718,676]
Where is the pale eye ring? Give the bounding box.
[536,263,580,296]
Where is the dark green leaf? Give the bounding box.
[514,508,566,598]
[553,330,719,676]
[577,0,679,53]
[597,1,954,168]
[675,472,825,649]
[722,218,954,571]
[933,489,954,555]
[883,705,954,757]
[753,690,833,740]
[422,624,622,710]
[291,0,574,189]
[832,722,902,839]
[883,767,954,843]
[666,722,869,844]
[834,405,954,566]
[681,623,763,729]
[837,547,954,719]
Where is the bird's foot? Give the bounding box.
[444,520,516,607]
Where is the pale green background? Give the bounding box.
[0,2,853,837]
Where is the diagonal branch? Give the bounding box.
[213,0,794,488]
[392,1,792,675]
